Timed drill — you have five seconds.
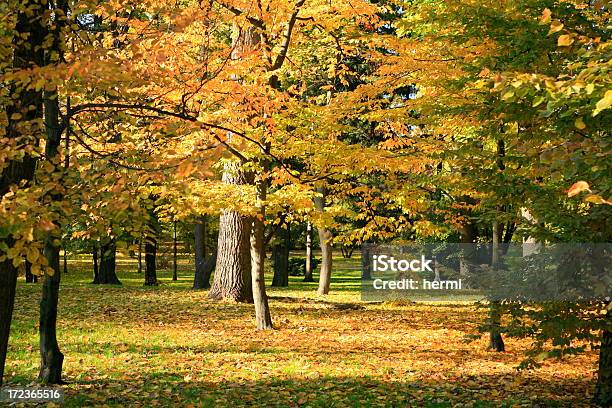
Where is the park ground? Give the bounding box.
[5,253,598,407]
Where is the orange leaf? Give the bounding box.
[567,181,590,197]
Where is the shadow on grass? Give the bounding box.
[49,372,596,407]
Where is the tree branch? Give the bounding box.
[270,0,306,71]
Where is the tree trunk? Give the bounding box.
[39,236,64,384]
[361,244,371,280]
[92,244,99,282]
[208,163,253,302]
[172,221,178,281]
[62,248,68,274]
[488,219,505,352]
[144,234,158,286]
[315,186,333,295]
[250,177,273,329]
[25,261,38,283]
[193,215,212,289]
[304,222,314,282]
[0,255,19,386]
[94,240,121,285]
[39,53,66,383]
[138,237,143,274]
[0,0,45,385]
[194,251,217,290]
[144,205,159,286]
[595,308,612,406]
[272,225,290,287]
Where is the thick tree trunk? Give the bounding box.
[208,163,253,302]
[595,309,612,406]
[93,240,121,285]
[0,1,44,385]
[0,256,19,386]
[272,225,290,287]
[304,222,314,282]
[172,221,178,281]
[250,177,273,329]
[193,215,212,289]
[315,187,333,295]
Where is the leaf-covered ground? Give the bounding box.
[6,254,597,407]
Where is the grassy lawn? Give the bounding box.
[5,253,597,407]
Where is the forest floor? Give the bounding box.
[6,253,598,407]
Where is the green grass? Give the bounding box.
[4,252,598,407]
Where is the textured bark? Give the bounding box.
[304,222,314,282]
[193,216,211,289]
[208,163,253,302]
[272,225,290,287]
[0,1,44,384]
[315,187,333,295]
[595,310,612,406]
[250,178,273,329]
[93,240,121,285]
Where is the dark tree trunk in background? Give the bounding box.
[92,244,99,282]
[272,245,289,287]
[304,222,314,282]
[172,221,178,281]
[138,237,143,274]
[25,261,38,283]
[595,309,612,406]
[93,240,121,285]
[209,163,253,302]
[144,232,158,286]
[488,219,505,352]
[194,251,217,290]
[272,225,290,287]
[144,206,160,286]
[193,215,211,289]
[250,176,273,329]
[0,0,45,385]
[361,245,371,280]
[62,249,68,274]
[315,186,333,295]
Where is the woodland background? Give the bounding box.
[0,0,610,406]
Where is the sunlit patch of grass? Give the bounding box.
[4,252,597,407]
